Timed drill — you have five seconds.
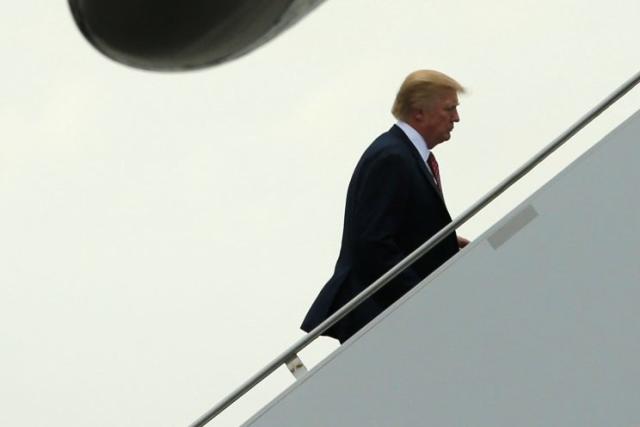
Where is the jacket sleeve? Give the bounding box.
[351,151,422,303]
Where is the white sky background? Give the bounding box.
[1,1,639,426]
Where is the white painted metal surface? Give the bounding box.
[243,109,640,426]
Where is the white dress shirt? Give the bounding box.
[396,121,436,178]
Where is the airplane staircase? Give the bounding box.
[193,72,640,427]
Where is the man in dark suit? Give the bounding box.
[301,70,469,344]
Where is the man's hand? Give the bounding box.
[457,236,470,249]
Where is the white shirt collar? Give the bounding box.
[395,121,431,163]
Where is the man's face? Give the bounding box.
[418,89,460,148]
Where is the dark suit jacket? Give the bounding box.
[301,125,459,343]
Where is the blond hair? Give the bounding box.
[391,70,465,121]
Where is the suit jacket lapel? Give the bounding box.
[390,125,446,203]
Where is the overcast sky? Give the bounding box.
[2,1,639,426]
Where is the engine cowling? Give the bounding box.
[68,0,325,71]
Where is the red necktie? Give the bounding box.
[427,152,442,192]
